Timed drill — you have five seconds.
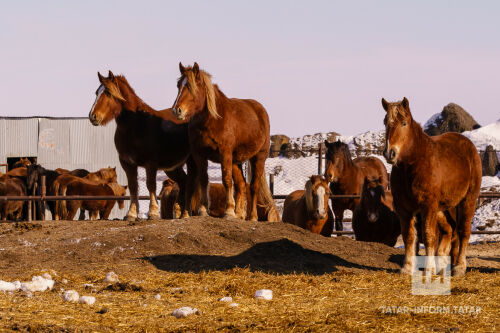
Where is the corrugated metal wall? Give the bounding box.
[0,117,130,219]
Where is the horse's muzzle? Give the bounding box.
[89,113,101,126]
[172,107,186,121]
[383,147,398,164]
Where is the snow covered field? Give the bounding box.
[137,120,500,242]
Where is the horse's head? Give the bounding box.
[100,166,118,183]
[108,183,128,209]
[361,176,386,223]
[26,164,42,191]
[381,97,413,165]
[89,71,126,126]
[159,179,180,199]
[324,140,352,183]
[305,175,330,220]
[171,62,218,121]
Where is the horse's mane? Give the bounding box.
[113,76,157,114]
[180,67,219,118]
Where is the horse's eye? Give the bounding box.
[402,121,407,126]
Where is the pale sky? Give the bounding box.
[1,1,499,137]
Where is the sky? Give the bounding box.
[0,0,499,137]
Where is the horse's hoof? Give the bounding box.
[125,215,137,222]
[224,214,238,221]
[148,214,160,220]
[180,212,190,219]
[399,266,414,275]
[452,266,466,277]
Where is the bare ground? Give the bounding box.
[0,217,499,332]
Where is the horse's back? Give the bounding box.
[282,190,305,225]
[353,156,389,187]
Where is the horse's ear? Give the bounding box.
[381,98,389,112]
[402,97,409,110]
[193,62,200,77]
[179,62,186,74]
[98,72,104,83]
[108,70,115,80]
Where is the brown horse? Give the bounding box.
[382,97,482,276]
[324,140,388,232]
[0,177,26,220]
[61,179,128,220]
[159,179,279,221]
[282,175,333,236]
[53,167,117,220]
[171,62,278,221]
[12,158,31,169]
[88,71,194,220]
[352,177,400,246]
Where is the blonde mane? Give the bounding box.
[103,79,126,102]
[183,68,219,118]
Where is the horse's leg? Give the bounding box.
[436,211,452,275]
[399,212,418,275]
[233,164,247,220]
[78,209,86,220]
[145,166,160,220]
[197,158,209,217]
[249,151,266,221]
[90,210,99,220]
[120,159,139,221]
[453,199,475,276]
[219,152,236,219]
[332,204,344,234]
[420,207,439,277]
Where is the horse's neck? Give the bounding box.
[400,121,431,167]
[117,80,157,116]
[338,158,358,186]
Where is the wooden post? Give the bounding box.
[41,175,46,221]
[27,194,32,222]
[318,142,323,175]
[269,174,274,196]
[32,186,36,221]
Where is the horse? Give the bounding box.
[381,97,482,276]
[56,168,90,178]
[352,177,400,246]
[0,177,26,220]
[60,179,127,220]
[26,164,63,220]
[12,158,31,169]
[324,140,389,232]
[171,62,278,221]
[88,71,194,220]
[159,179,279,221]
[282,175,333,236]
[53,167,117,220]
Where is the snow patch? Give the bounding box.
[423,112,442,130]
[172,306,199,318]
[254,289,273,300]
[62,290,80,302]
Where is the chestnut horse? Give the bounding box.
[382,97,481,276]
[0,177,26,220]
[324,140,388,232]
[282,175,333,236]
[12,157,31,169]
[62,180,128,220]
[352,177,400,246]
[159,179,279,221]
[171,63,278,221]
[89,71,194,220]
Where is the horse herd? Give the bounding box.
[0,160,126,221]
[1,62,482,277]
[88,63,482,277]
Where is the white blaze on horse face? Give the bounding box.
[91,84,106,114]
[173,77,187,110]
[316,186,326,217]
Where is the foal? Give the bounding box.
[352,177,400,247]
[282,175,333,237]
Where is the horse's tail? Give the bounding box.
[56,183,68,220]
[257,172,280,222]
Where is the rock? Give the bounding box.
[62,290,80,302]
[20,276,54,292]
[228,303,239,308]
[79,296,96,305]
[424,103,480,136]
[61,279,68,284]
[0,280,21,292]
[219,296,233,302]
[104,272,119,284]
[154,294,161,300]
[254,289,273,300]
[270,135,290,157]
[480,145,499,176]
[172,306,199,318]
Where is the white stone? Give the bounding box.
[219,296,233,302]
[79,296,96,305]
[154,294,161,300]
[42,273,52,280]
[172,306,198,318]
[61,279,68,284]
[21,276,54,292]
[62,290,80,302]
[254,289,273,300]
[0,280,21,292]
[104,272,119,283]
[228,302,239,308]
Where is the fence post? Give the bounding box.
[318,142,323,175]
[41,175,46,221]
[31,186,36,221]
[27,193,32,222]
[269,174,274,195]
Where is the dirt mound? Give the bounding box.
[0,217,497,278]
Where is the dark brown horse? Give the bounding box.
[382,97,482,276]
[26,164,64,220]
[282,175,333,236]
[324,140,388,232]
[171,62,278,221]
[159,179,279,221]
[0,177,26,220]
[352,177,400,246]
[89,71,194,220]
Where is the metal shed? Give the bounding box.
[0,116,131,219]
